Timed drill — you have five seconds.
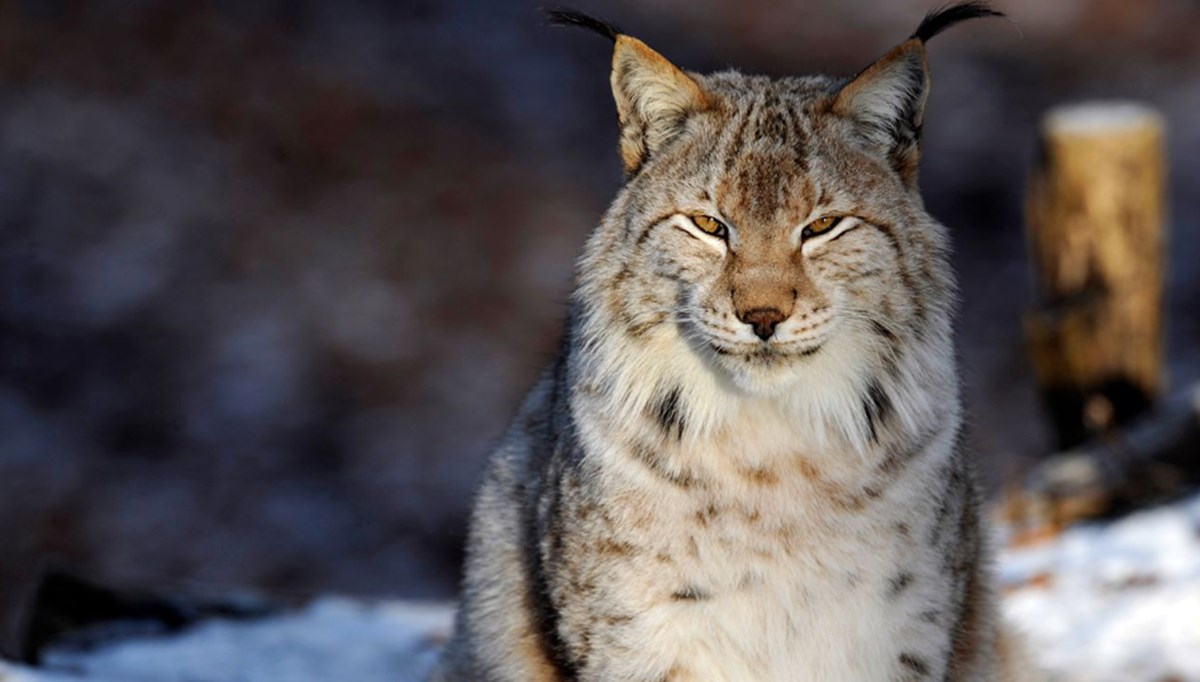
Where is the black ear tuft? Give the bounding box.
[911,2,1004,43]
[544,7,623,42]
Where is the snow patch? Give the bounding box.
[1001,492,1200,681]
[23,598,452,682]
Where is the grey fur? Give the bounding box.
[433,5,1039,681]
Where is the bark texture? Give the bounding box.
[1025,102,1167,449]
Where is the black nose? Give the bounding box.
[739,308,787,341]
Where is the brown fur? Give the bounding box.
[435,5,1043,681]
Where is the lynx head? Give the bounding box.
[556,5,1000,446]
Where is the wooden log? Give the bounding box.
[1024,102,1167,449]
[1001,383,1200,544]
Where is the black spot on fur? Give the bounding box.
[898,652,931,676]
[670,585,709,601]
[629,441,695,488]
[796,344,823,357]
[651,386,686,439]
[694,504,719,527]
[911,2,1004,43]
[544,7,622,42]
[862,379,892,443]
[930,484,955,547]
[888,572,914,597]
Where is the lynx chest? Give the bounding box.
[552,446,950,682]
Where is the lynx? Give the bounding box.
[434,3,1038,680]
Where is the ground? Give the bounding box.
[1001,491,1200,681]
[2,492,1199,682]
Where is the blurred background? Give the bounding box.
[0,0,1197,660]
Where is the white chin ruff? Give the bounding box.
[718,347,824,397]
[595,321,887,456]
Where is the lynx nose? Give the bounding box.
[739,308,787,341]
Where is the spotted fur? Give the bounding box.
[434,4,1040,681]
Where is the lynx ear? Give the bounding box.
[610,36,707,174]
[546,8,706,174]
[833,2,1003,186]
[833,40,930,185]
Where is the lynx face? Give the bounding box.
[558,10,966,451]
[589,67,949,397]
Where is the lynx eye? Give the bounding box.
[802,215,843,239]
[690,215,728,239]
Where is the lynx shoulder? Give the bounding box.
[434,3,1041,680]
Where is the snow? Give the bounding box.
[0,665,91,682]
[3,493,1200,681]
[3,599,453,682]
[1000,492,1200,681]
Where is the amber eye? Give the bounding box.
[690,215,728,238]
[803,215,843,239]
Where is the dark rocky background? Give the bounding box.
[1,0,1197,656]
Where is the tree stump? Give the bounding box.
[1025,102,1167,449]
